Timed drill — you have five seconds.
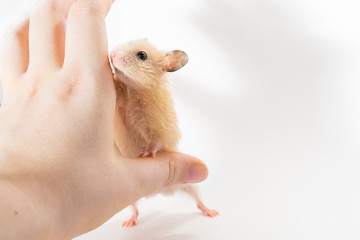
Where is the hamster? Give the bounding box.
[110,39,219,227]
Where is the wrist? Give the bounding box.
[0,178,55,239]
[0,151,62,239]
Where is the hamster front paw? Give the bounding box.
[137,144,159,158]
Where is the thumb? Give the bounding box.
[122,152,208,199]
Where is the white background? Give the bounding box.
[1,0,360,239]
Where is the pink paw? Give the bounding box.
[202,208,220,217]
[138,144,159,158]
[137,149,158,158]
[197,202,219,217]
[137,151,154,158]
[122,219,137,227]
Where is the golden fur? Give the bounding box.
[112,39,184,157]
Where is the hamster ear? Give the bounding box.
[163,50,189,72]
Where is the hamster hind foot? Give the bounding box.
[179,184,219,218]
[122,204,139,227]
[197,200,220,217]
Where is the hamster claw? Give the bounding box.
[138,152,151,158]
[197,201,219,218]
[122,219,137,227]
[137,151,156,158]
[202,208,220,217]
[137,146,158,158]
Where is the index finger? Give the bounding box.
[63,0,113,73]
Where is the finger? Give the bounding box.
[0,17,29,81]
[0,18,29,104]
[63,0,113,73]
[119,152,208,201]
[27,0,75,70]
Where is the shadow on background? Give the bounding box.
[175,0,343,165]
[169,2,352,223]
[77,211,200,240]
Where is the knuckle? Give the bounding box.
[69,0,102,18]
[56,69,81,97]
[31,0,61,18]
[163,153,181,187]
[41,0,60,13]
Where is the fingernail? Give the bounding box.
[184,164,208,183]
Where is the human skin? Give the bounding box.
[0,0,208,239]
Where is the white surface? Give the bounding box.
[1,0,360,239]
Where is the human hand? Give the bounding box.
[0,0,208,239]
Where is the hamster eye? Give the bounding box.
[137,51,147,61]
